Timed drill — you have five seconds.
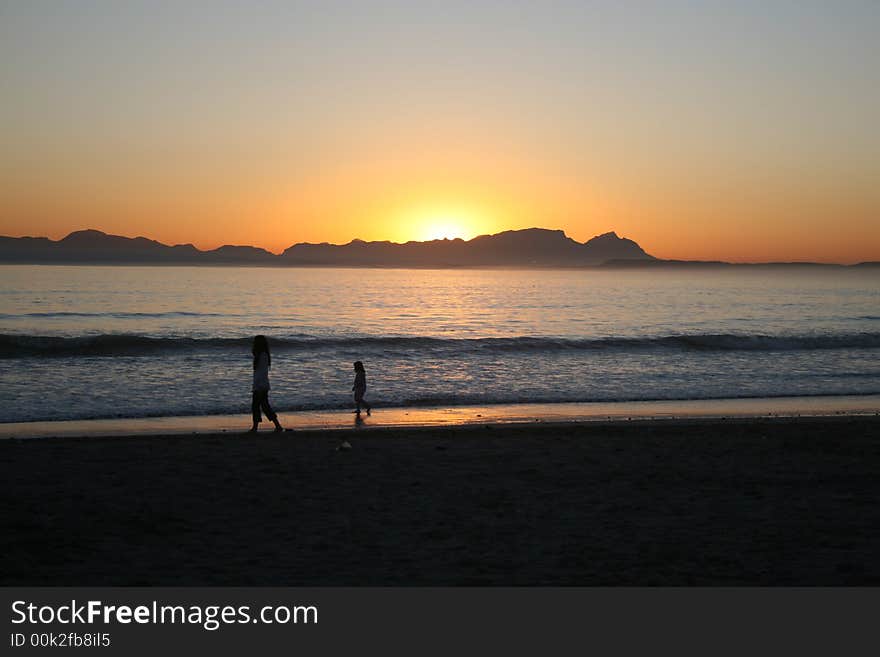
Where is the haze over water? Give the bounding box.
[1,265,877,423]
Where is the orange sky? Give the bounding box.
[3,140,877,262]
[1,3,878,263]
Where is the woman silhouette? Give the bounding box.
[250,335,283,432]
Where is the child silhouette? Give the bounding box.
[352,360,372,416]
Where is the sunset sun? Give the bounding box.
[405,206,507,244]
[417,216,470,242]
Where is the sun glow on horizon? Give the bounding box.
[401,205,493,243]
[418,217,469,242]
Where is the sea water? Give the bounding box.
[0,265,877,422]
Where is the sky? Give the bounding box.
[1,0,878,262]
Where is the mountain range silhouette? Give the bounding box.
[0,228,654,266]
[1,227,876,267]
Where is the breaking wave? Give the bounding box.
[2,332,879,358]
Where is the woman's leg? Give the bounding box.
[355,389,370,414]
[251,391,263,431]
[261,394,283,430]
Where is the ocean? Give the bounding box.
[0,265,878,423]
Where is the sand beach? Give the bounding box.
[2,413,878,586]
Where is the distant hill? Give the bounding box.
[0,228,655,267]
[0,229,275,264]
[282,229,654,266]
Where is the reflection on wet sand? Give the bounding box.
[1,394,878,440]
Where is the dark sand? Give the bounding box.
[2,417,878,585]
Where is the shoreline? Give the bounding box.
[2,393,878,440]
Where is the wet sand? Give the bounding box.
[2,394,878,438]
[2,416,878,585]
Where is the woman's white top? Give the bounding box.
[253,352,271,392]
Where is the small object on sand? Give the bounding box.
[336,440,352,451]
